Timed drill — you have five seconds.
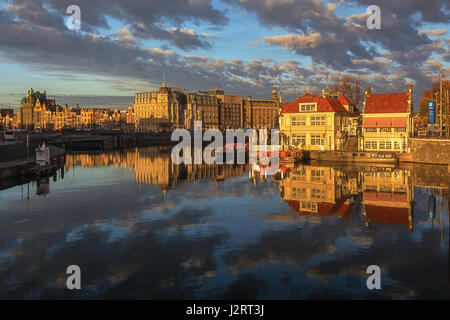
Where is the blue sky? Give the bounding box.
[0,0,448,109]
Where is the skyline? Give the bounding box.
[0,0,449,109]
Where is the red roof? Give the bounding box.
[364,92,409,113]
[282,93,351,114]
[285,199,351,217]
[338,93,353,106]
[364,192,407,203]
[365,205,410,225]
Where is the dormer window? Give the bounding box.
[299,103,317,112]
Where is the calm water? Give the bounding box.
[0,147,449,299]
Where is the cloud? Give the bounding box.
[227,0,449,105]
[3,0,228,50]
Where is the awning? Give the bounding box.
[392,117,407,128]
[377,118,392,128]
[363,118,377,128]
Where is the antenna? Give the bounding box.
[326,72,329,92]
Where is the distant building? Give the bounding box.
[205,88,244,130]
[134,84,279,132]
[185,92,220,130]
[19,88,56,129]
[279,90,359,151]
[134,82,186,132]
[243,86,281,129]
[361,85,414,153]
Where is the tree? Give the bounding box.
[331,75,364,109]
[419,80,450,118]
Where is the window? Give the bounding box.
[379,141,386,150]
[311,116,326,126]
[394,141,400,150]
[365,185,378,192]
[292,134,306,146]
[301,202,317,211]
[299,103,317,112]
[311,169,324,182]
[311,188,326,200]
[394,186,406,193]
[394,127,406,132]
[291,116,306,126]
[365,128,377,133]
[292,187,307,199]
[385,141,392,150]
[310,135,324,146]
[380,128,391,133]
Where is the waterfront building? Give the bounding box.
[243,86,281,129]
[279,90,359,151]
[19,88,55,129]
[81,108,94,129]
[205,88,244,130]
[0,109,16,129]
[126,107,135,132]
[134,82,186,132]
[361,85,414,153]
[185,92,220,130]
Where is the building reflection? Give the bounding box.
[65,147,248,193]
[361,167,414,231]
[274,165,359,219]
[274,163,423,231]
[63,148,448,233]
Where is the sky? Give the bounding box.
[0,0,449,110]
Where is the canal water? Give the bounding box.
[0,147,449,299]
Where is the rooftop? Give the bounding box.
[281,92,357,114]
[364,92,409,113]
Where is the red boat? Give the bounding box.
[279,150,303,163]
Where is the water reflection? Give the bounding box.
[274,165,415,231]
[0,147,448,299]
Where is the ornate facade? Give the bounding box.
[134,83,186,132]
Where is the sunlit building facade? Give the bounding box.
[361,85,414,153]
[279,91,359,151]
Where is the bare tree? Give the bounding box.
[331,75,364,109]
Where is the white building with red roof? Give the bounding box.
[279,90,360,151]
[361,85,413,153]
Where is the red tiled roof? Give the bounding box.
[365,205,409,225]
[364,192,407,203]
[285,200,351,217]
[338,93,353,106]
[281,93,350,114]
[364,92,409,113]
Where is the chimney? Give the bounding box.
[407,84,413,113]
[363,87,371,113]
